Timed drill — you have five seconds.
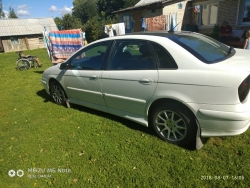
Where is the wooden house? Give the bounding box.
[0,17,58,53]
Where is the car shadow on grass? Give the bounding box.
[71,103,208,151]
[33,70,44,74]
[36,89,206,151]
[71,103,155,136]
[36,89,153,136]
[37,89,51,103]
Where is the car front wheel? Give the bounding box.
[151,103,196,146]
[49,81,66,106]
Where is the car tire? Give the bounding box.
[49,81,66,106]
[151,103,196,146]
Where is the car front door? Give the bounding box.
[63,41,111,111]
[101,40,158,117]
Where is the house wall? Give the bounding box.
[132,8,163,32]
[0,39,4,52]
[163,0,193,31]
[116,0,194,33]
[193,0,250,35]
[1,34,45,53]
[1,36,28,53]
[26,35,45,50]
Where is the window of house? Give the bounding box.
[38,37,44,44]
[238,0,250,25]
[122,15,131,30]
[10,37,20,45]
[197,2,218,27]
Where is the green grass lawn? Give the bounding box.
[0,48,249,188]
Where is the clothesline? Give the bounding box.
[104,23,125,37]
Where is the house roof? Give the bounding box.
[113,0,182,13]
[135,0,163,7]
[0,18,58,37]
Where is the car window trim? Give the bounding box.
[66,41,113,70]
[149,41,178,70]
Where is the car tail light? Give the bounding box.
[238,75,250,102]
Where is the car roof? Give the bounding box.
[125,31,197,37]
[94,31,199,43]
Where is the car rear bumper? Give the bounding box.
[197,108,250,137]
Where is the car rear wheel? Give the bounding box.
[151,103,196,146]
[49,81,66,106]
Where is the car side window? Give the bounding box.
[108,40,155,70]
[70,42,109,70]
[151,42,177,69]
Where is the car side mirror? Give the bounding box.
[60,63,70,70]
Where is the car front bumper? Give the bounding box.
[41,77,50,95]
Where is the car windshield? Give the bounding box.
[168,33,235,64]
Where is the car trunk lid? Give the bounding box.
[218,49,250,72]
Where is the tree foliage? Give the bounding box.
[61,14,74,30]
[97,0,124,19]
[8,6,18,18]
[61,14,83,30]
[84,15,117,43]
[84,16,101,43]
[57,0,140,43]
[72,0,98,24]
[54,17,63,28]
[0,11,5,18]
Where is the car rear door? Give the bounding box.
[101,40,158,116]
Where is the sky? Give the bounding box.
[2,0,74,18]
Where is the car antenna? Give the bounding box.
[169,20,183,32]
[169,5,200,32]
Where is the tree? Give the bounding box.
[61,14,83,30]
[97,0,124,19]
[72,0,98,24]
[0,0,3,18]
[0,12,5,18]
[1,11,5,18]
[84,16,102,43]
[8,6,18,18]
[71,0,140,42]
[54,17,63,29]
[71,17,83,29]
[62,14,72,30]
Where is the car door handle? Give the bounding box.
[139,78,153,85]
[90,75,99,80]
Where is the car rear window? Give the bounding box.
[168,33,235,64]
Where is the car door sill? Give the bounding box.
[68,98,108,113]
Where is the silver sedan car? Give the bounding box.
[41,31,250,147]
